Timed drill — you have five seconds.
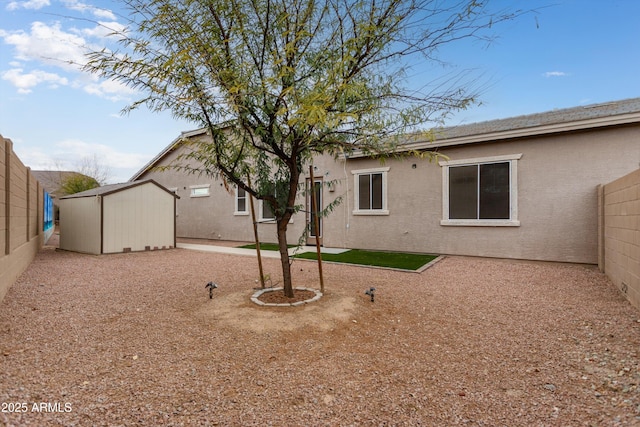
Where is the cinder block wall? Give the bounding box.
[601,169,640,310]
[0,135,44,303]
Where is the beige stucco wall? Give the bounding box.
[102,183,175,253]
[316,125,640,263]
[139,141,308,245]
[137,123,639,263]
[601,169,640,310]
[59,196,102,254]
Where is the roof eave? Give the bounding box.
[347,111,640,158]
[129,127,208,181]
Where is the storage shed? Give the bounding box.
[59,180,178,254]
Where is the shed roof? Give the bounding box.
[60,179,178,199]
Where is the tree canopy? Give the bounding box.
[59,173,100,196]
[84,0,526,297]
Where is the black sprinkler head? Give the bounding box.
[365,287,376,302]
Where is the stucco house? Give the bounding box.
[131,98,640,264]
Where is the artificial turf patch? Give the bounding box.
[294,249,437,271]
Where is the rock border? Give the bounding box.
[251,287,323,307]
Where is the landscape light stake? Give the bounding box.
[365,287,376,302]
[205,282,218,299]
[309,165,324,293]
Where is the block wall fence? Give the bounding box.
[1,135,45,302]
[599,169,640,311]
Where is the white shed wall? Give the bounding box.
[102,183,175,253]
[59,196,102,254]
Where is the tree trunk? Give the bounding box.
[276,217,295,298]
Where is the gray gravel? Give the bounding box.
[1,242,640,426]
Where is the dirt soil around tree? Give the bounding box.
[1,242,640,426]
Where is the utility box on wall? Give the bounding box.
[59,180,178,254]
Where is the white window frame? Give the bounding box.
[189,184,210,198]
[440,153,521,226]
[352,167,390,215]
[234,187,249,215]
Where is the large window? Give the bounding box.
[352,167,389,215]
[440,154,521,226]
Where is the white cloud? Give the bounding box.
[55,139,150,170]
[61,0,91,13]
[6,0,50,11]
[1,21,136,99]
[2,21,89,71]
[1,68,68,93]
[79,21,128,39]
[83,78,138,101]
[13,139,147,183]
[543,71,569,78]
[12,145,60,170]
[61,0,116,20]
[91,8,117,20]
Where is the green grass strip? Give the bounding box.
[294,249,437,271]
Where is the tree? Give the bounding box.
[76,153,112,186]
[58,154,111,196]
[59,173,100,196]
[84,0,526,297]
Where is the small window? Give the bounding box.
[259,200,276,222]
[190,184,210,198]
[440,154,521,226]
[235,187,249,215]
[352,167,389,215]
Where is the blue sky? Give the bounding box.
[1,0,639,183]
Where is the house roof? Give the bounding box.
[130,97,640,171]
[129,128,209,181]
[397,97,640,153]
[60,179,178,199]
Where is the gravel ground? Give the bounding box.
[1,237,640,426]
